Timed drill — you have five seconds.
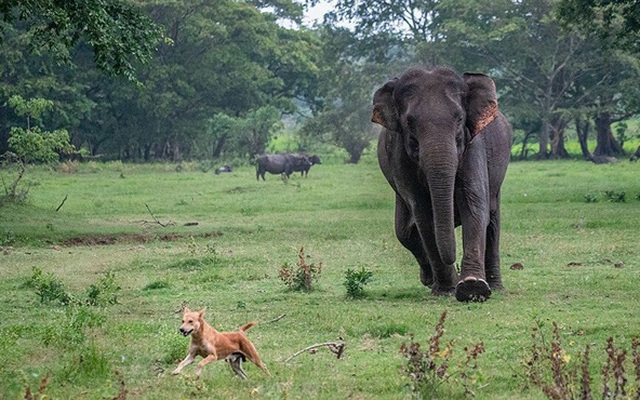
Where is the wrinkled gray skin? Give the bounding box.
[372,67,512,302]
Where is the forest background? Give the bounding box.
[1,0,640,167]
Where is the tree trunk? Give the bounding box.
[593,112,624,157]
[575,118,592,160]
[549,116,569,159]
[212,136,227,158]
[536,117,550,159]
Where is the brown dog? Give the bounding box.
[172,307,270,379]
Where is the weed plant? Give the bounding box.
[526,320,640,399]
[27,266,72,305]
[400,310,485,398]
[26,267,121,307]
[344,267,373,298]
[278,246,323,292]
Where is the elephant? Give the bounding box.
[371,67,512,302]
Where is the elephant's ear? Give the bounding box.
[372,78,400,132]
[463,73,499,137]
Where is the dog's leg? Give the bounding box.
[195,354,217,377]
[241,340,271,376]
[226,353,248,380]
[172,352,195,375]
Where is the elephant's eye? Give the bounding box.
[407,134,420,157]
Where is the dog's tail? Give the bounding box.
[239,322,256,332]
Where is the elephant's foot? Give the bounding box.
[430,266,458,295]
[431,282,456,296]
[486,269,503,291]
[420,266,434,287]
[455,277,491,302]
[488,279,504,291]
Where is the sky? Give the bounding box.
[302,1,334,26]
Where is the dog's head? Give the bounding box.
[178,307,205,337]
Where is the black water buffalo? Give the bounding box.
[255,153,321,180]
[256,154,294,180]
[288,154,322,177]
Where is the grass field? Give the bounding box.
[1,158,640,399]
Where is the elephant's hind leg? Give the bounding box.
[484,207,504,291]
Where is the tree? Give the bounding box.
[301,26,402,163]
[557,0,640,54]
[329,0,640,160]
[0,0,163,81]
[70,0,320,161]
[1,96,74,203]
[0,20,95,156]
[208,106,283,160]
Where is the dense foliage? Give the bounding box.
[1,0,639,163]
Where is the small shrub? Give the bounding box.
[84,271,121,306]
[278,246,322,292]
[28,266,72,305]
[344,267,373,298]
[42,306,106,348]
[59,342,111,382]
[605,190,626,203]
[583,192,599,203]
[27,267,120,307]
[400,310,485,398]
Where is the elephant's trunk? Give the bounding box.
[423,146,458,266]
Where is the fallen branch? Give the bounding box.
[55,194,68,212]
[143,203,174,227]
[283,339,345,363]
[268,314,286,323]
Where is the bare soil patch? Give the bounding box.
[60,231,223,247]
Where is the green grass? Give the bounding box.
[1,159,640,399]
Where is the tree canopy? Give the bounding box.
[1,0,639,164]
[0,0,163,80]
[557,0,640,53]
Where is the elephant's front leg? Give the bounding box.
[455,152,492,302]
[393,195,433,287]
[412,211,459,295]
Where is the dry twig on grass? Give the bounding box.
[268,314,286,323]
[55,194,68,212]
[143,203,175,227]
[284,339,345,363]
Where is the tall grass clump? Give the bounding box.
[526,320,640,399]
[278,246,322,292]
[400,310,486,398]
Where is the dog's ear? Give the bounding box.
[198,308,206,319]
[183,306,191,313]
